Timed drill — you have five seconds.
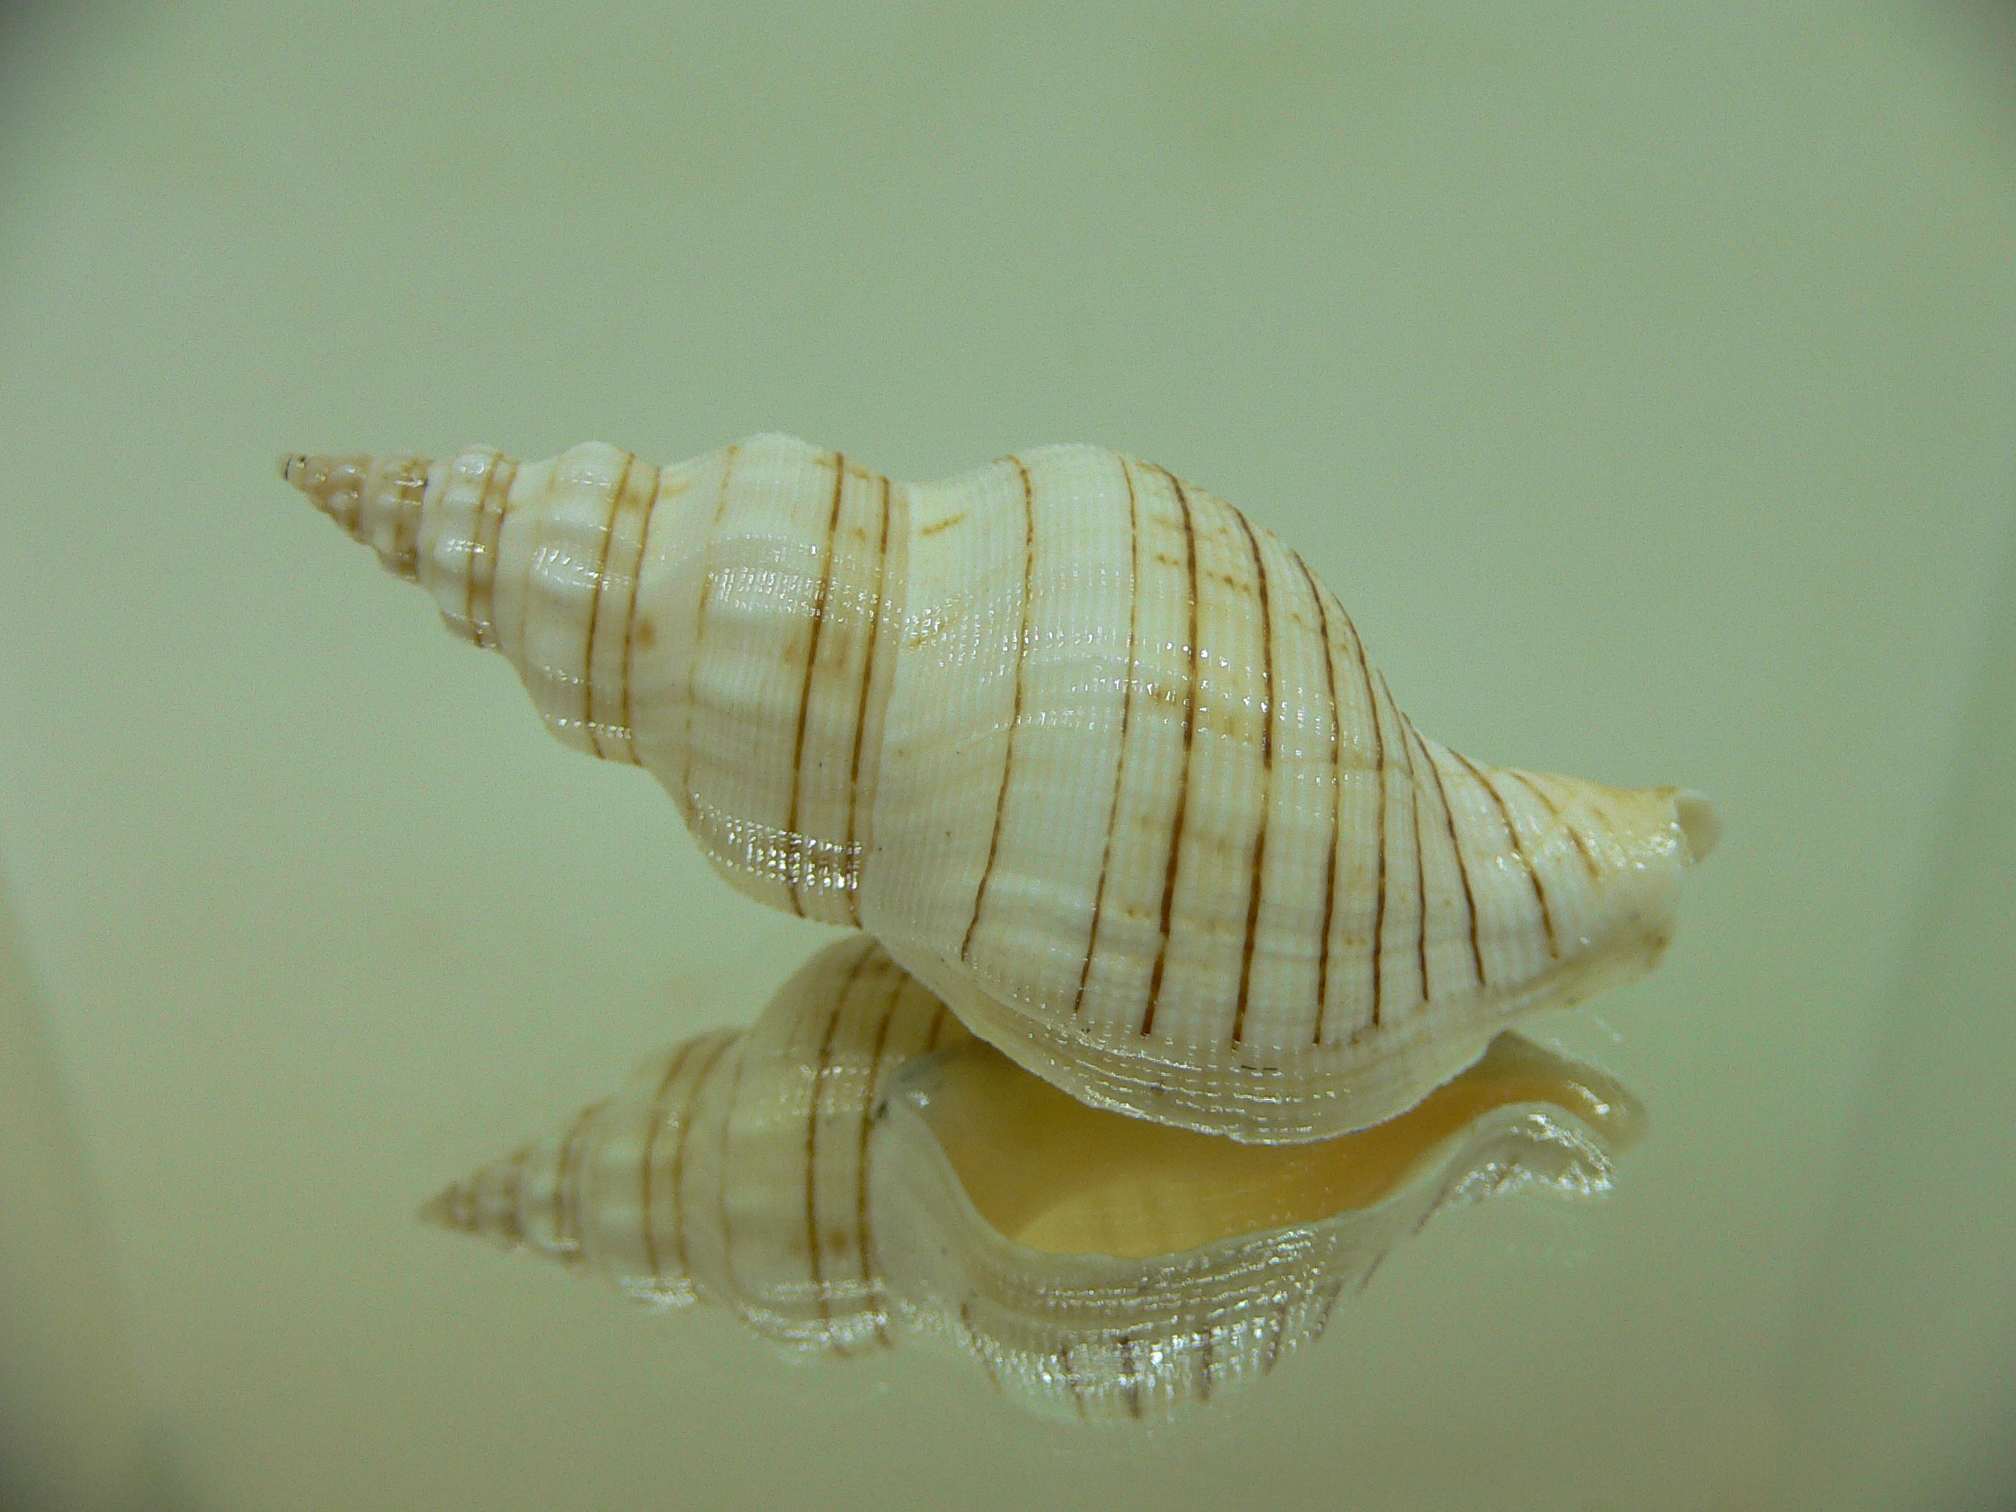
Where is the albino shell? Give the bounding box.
[426,936,1644,1420]
[286,436,1713,1141]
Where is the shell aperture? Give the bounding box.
[284,435,1712,1140]
[424,937,1643,1421]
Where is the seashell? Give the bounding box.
[285,436,1714,1141]
[423,936,1643,1421]
[423,934,964,1351]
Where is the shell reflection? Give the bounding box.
[425,936,963,1351]
[425,937,1642,1420]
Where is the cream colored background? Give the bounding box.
[1,3,2013,1509]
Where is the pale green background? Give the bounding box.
[2,3,2013,1509]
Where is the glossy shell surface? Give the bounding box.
[287,436,1714,1140]
[425,936,964,1351]
[426,938,1645,1421]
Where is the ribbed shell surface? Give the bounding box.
[360,435,905,928]
[427,943,1642,1424]
[285,432,1708,1142]
[856,443,1691,1139]
[429,935,962,1352]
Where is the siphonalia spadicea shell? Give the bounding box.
[284,435,1715,1142]
[424,936,1644,1421]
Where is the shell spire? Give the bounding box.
[282,436,898,929]
[286,434,1715,1142]
[421,938,964,1347]
[280,452,432,582]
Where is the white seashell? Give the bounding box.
[422,935,962,1351]
[286,436,1713,1141]
[423,937,1644,1421]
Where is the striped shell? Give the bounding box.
[285,434,1714,1141]
[424,935,965,1350]
[426,936,1644,1421]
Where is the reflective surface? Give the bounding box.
[426,935,1644,1424]
[1,3,2013,1509]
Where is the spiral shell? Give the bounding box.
[423,935,964,1350]
[424,937,1643,1421]
[286,435,1714,1141]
